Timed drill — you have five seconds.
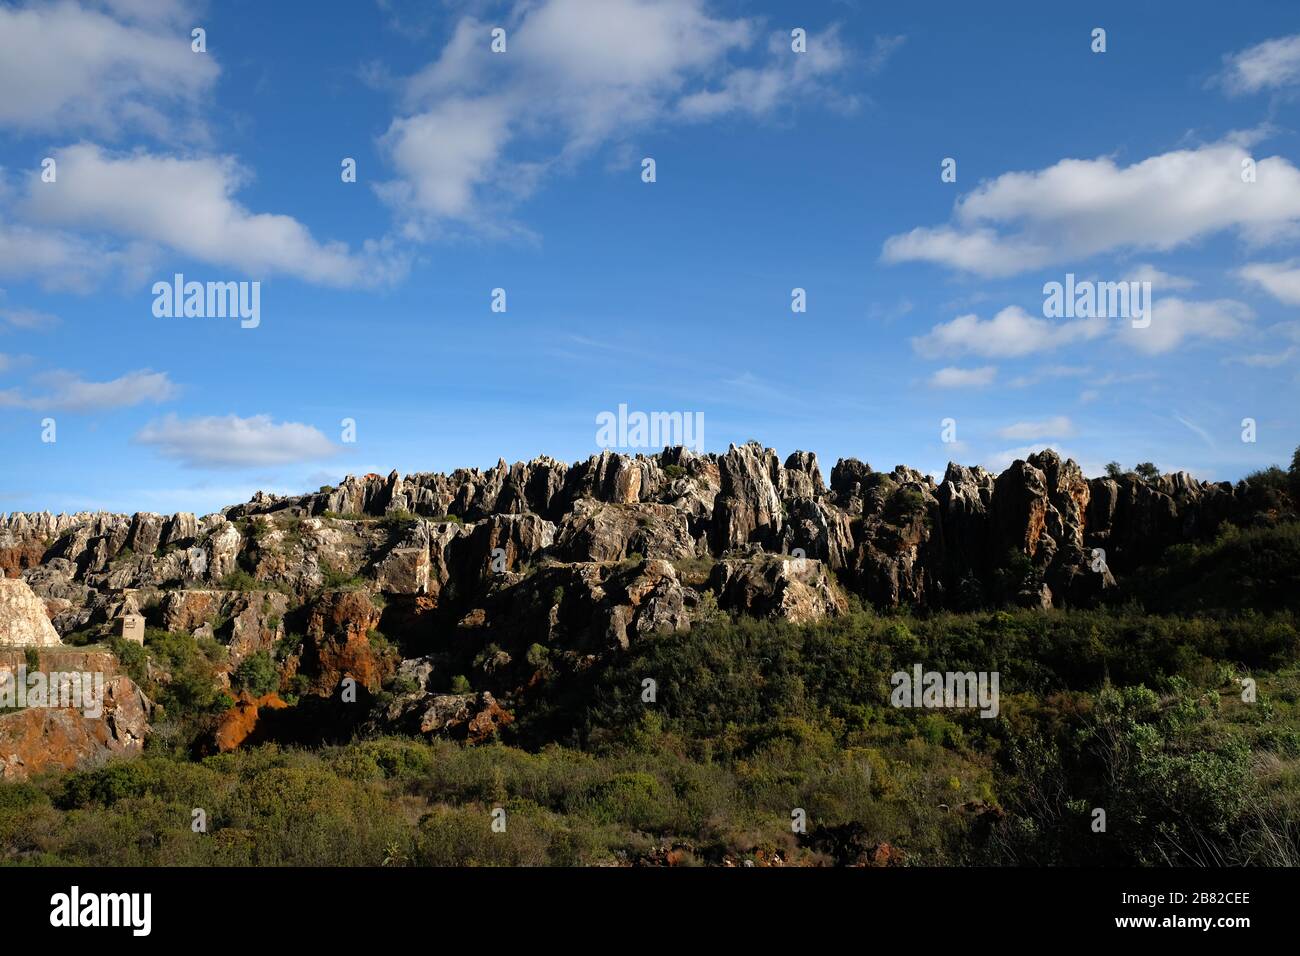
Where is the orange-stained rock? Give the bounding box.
[465,691,514,743]
[366,688,514,744]
[300,590,391,695]
[211,691,288,752]
[866,842,906,867]
[0,674,151,781]
[0,541,46,580]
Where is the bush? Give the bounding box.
[381,509,419,531]
[319,561,365,590]
[219,569,259,592]
[232,651,279,697]
[1134,522,1300,613]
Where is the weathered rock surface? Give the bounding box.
[0,578,63,647]
[211,691,289,753]
[0,442,1286,750]
[294,589,391,695]
[711,555,846,625]
[0,673,151,781]
[2,443,1275,635]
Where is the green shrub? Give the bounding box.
[381,509,419,531]
[232,651,279,697]
[219,569,259,592]
[319,561,365,590]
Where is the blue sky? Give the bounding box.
[1,0,1299,516]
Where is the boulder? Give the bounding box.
[0,674,151,781]
[0,578,63,646]
[711,555,846,624]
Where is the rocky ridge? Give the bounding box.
[0,443,1278,767]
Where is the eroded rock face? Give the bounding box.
[157,589,288,669]
[711,556,846,625]
[0,578,63,647]
[466,558,699,655]
[296,590,390,695]
[364,668,515,743]
[0,443,1279,651]
[0,444,1284,760]
[0,536,46,580]
[555,500,693,564]
[0,674,151,781]
[712,443,786,552]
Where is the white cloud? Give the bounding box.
[865,34,906,74]
[1119,297,1254,354]
[929,366,996,388]
[23,144,403,287]
[378,96,515,221]
[94,0,194,26]
[0,368,177,411]
[997,416,1075,440]
[380,0,858,227]
[0,216,128,292]
[913,305,1107,358]
[1008,364,1092,388]
[1225,346,1297,367]
[0,0,217,138]
[135,414,340,468]
[883,140,1300,276]
[677,25,852,120]
[1218,34,1300,95]
[1124,263,1196,291]
[0,306,59,330]
[1238,259,1300,304]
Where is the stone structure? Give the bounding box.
[115,613,146,645]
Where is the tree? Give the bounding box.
[1105,462,1124,479]
[1134,462,1161,482]
[1290,446,1300,503]
[232,651,279,697]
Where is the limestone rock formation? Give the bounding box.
[0,441,1285,757]
[0,578,63,647]
[0,671,151,781]
[1,444,1276,636]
